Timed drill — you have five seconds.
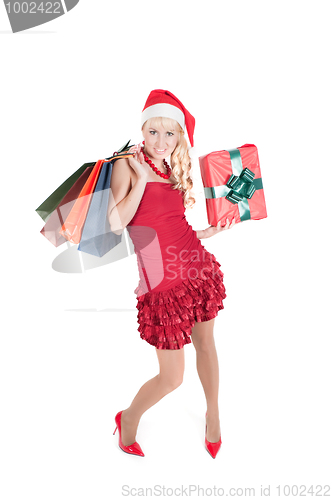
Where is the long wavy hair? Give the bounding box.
[142,116,196,209]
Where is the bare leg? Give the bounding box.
[191,317,221,442]
[120,347,185,446]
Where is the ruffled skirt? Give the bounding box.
[134,250,226,350]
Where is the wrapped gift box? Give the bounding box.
[199,144,267,226]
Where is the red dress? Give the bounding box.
[127,181,227,350]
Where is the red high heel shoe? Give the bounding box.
[113,410,144,457]
[205,411,222,459]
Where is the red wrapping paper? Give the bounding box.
[199,144,267,226]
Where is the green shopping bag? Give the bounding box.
[35,162,96,223]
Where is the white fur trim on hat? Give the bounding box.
[141,103,185,129]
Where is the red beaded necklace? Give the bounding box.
[140,141,172,179]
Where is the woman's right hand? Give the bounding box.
[127,144,149,180]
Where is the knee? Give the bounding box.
[169,374,184,392]
[191,318,216,353]
[193,335,215,354]
[158,372,184,394]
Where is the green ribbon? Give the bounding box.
[204,148,263,222]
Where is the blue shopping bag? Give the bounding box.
[78,161,122,256]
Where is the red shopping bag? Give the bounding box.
[59,160,105,244]
[40,166,94,247]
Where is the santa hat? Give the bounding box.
[141,89,195,147]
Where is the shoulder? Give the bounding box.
[111,157,133,185]
[110,157,133,200]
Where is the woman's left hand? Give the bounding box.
[203,217,236,238]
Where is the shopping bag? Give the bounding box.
[40,166,94,247]
[78,161,122,256]
[35,139,134,224]
[35,162,95,222]
[59,159,105,244]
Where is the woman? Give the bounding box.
[109,89,235,459]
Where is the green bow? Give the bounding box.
[204,148,263,221]
[225,167,257,204]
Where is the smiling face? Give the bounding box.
[142,117,181,163]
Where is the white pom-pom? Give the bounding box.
[188,146,197,159]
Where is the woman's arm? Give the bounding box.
[196,230,206,239]
[196,218,236,239]
[108,156,148,235]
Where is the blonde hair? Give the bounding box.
[142,117,196,209]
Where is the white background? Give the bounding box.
[1,1,331,499]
